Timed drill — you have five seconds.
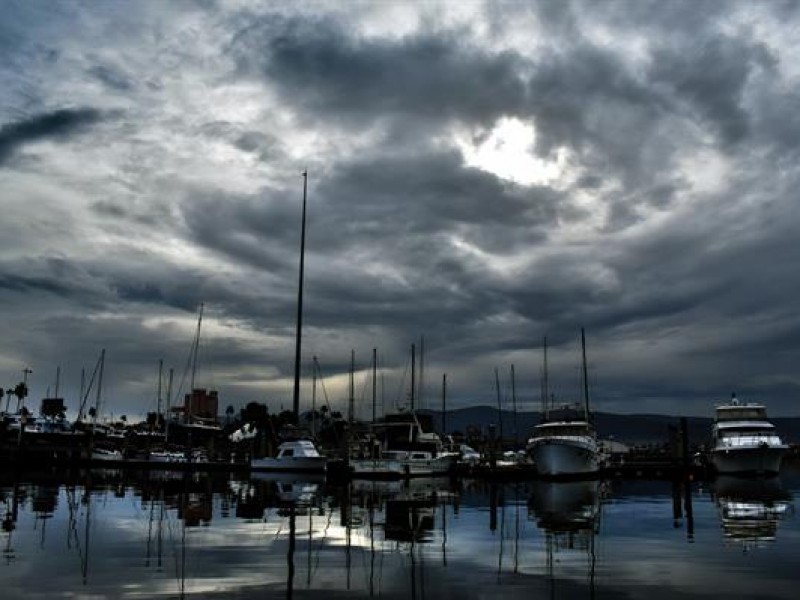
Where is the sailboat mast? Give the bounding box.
[542,336,549,418]
[189,303,204,392]
[410,343,416,411]
[418,335,425,410]
[349,349,355,423]
[312,356,317,436]
[581,327,590,421]
[372,348,377,423]
[511,364,518,446]
[165,368,173,444]
[292,170,309,422]
[441,373,447,435]
[494,367,504,444]
[156,359,163,422]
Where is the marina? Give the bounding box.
[3,2,800,598]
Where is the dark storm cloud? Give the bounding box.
[647,36,775,146]
[229,14,527,126]
[0,107,105,165]
[0,256,108,306]
[179,187,301,275]
[3,1,800,416]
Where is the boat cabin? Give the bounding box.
[277,440,323,458]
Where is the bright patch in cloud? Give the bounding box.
[456,117,568,186]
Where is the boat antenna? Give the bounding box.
[292,170,309,423]
[581,327,590,421]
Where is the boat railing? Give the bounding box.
[717,431,784,447]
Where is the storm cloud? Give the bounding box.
[1,1,799,420]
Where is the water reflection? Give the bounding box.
[712,475,794,550]
[1,470,799,599]
[528,479,602,599]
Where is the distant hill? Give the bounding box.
[418,406,800,446]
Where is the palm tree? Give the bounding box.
[13,382,28,413]
[5,389,13,413]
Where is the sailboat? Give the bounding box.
[526,329,600,477]
[349,343,457,478]
[250,171,327,474]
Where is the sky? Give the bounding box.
[2,0,800,420]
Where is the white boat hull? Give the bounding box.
[250,456,327,473]
[350,458,405,478]
[351,455,456,478]
[529,439,599,477]
[711,445,786,475]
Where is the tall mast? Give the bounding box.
[92,349,105,433]
[312,356,318,435]
[55,366,60,398]
[165,368,173,443]
[441,373,447,435]
[348,350,355,423]
[418,335,425,410]
[581,327,590,421]
[189,303,204,392]
[494,367,504,444]
[511,364,518,447]
[542,336,549,418]
[410,343,416,411]
[79,368,85,420]
[372,348,377,423]
[292,170,309,422]
[156,359,163,421]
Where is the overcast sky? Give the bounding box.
[2,0,800,420]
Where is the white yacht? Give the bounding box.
[250,439,327,473]
[710,395,788,474]
[527,415,599,476]
[526,330,600,477]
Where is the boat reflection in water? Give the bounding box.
[712,475,794,550]
[528,479,603,598]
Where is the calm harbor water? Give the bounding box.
[0,467,798,599]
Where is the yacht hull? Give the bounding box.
[529,439,599,477]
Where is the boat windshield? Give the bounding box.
[716,407,767,421]
[534,424,592,437]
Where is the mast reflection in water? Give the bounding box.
[0,468,799,599]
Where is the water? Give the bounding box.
[0,467,798,599]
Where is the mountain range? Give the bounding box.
[418,406,800,447]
